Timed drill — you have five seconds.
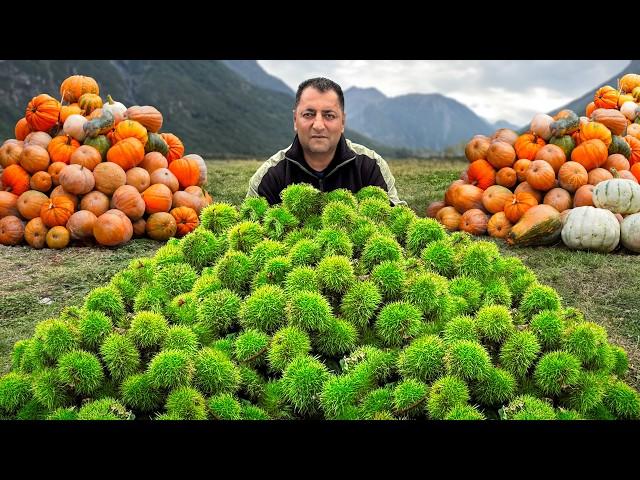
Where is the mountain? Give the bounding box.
[493,119,521,131]
[344,88,494,151]
[222,60,295,96]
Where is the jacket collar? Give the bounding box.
[285,134,356,175]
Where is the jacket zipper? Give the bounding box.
[285,155,357,192]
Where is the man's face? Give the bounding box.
[293,87,345,155]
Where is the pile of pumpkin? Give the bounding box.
[428,73,640,253]
[0,74,212,249]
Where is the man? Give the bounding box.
[246,77,406,206]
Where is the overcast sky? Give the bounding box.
[258,60,631,127]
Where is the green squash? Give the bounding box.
[507,205,562,247]
[549,135,575,158]
[549,111,579,137]
[145,132,169,156]
[83,135,110,160]
[608,135,632,159]
[83,109,115,138]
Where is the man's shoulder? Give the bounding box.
[345,139,385,163]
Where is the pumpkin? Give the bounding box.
[628,124,640,140]
[548,135,575,158]
[495,167,516,189]
[507,204,562,247]
[573,184,595,207]
[171,190,205,214]
[426,200,446,218]
[142,183,173,214]
[146,212,177,241]
[78,93,103,116]
[444,180,466,207]
[534,144,566,175]
[608,135,632,159]
[592,169,640,214]
[93,210,133,247]
[170,206,199,237]
[29,171,52,193]
[619,74,640,94]
[571,139,608,171]
[60,75,99,103]
[513,159,531,182]
[504,192,538,224]
[70,145,102,171]
[93,162,126,196]
[0,191,19,217]
[59,164,95,195]
[102,95,127,125]
[621,168,639,183]
[467,159,496,190]
[459,209,488,236]
[561,206,620,252]
[15,118,32,141]
[594,85,619,109]
[481,185,513,214]
[45,226,70,249]
[48,135,81,164]
[436,206,461,231]
[86,108,104,121]
[125,106,163,133]
[491,129,518,145]
[550,112,580,137]
[132,218,146,238]
[160,133,185,163]
[140,152,168,173]
[110,185,145,220]
[24,217,48,249]
[0,216,25,245]
[513,181,543,203]
[620,102,639,123]
[47,162,67,187]
[25,94,60,132]
[530,113,554,141]
[514,133,546,160]
[587,168,613,186]
[633,87,640,102]
[19,145,50,174]
[113,120,148,147]
[183,154,208,186]
[0,142,23,168]
[603,154,630,172]
[620,213,640,252]
[66,210,97,240]
[578,121,612,148]
[107,137,145,171]
[150,168,179,193]
[625,135,640,166]
[17,190,49,220]
[40,196,75,228]
[464,136,491,163]
[80,190,110,217]
[49,185,79,210]
[83,135,111,161]
[185,185,211,206]
[144,133,170,156]
[525,160,556,192]
[487,212,513,239]
[450,184,484,214]
[126,167,151,193]
[59,103,83,124]
[1,164,31,196]
[168,157,201,189]
[24,131,52,150]
[543,188,572,213]
[83,109,115,138]
[486,141,516,169]
[63,114,88,142]
[590,108,627,136]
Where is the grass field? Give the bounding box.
[1,158,639,391]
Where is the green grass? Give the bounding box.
[1,158,639,391]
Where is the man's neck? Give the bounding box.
[304,150,336,173]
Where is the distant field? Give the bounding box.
[1,158,638,390]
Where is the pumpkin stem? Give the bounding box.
[610,167,620,178]
[107,94,114,105]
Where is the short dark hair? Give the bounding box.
[294,77,344,112]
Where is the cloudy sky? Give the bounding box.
[258,60,631,127]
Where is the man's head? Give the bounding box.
[293,77,345,157]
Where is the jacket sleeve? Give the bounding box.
[365,158,407,207]
[246,163,283,205]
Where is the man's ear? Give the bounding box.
[292,110,297,132]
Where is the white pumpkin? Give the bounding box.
[102,95,127,125]
[24,131,52,149]
[64,114,88,142]
[530,113,554,141]
[561,206,620,252]
[184,153,208,186]
[620,213,640,252]
[592,175,640,214]
[620,101,639,122]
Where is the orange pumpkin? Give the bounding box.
[590,108,628,136]
[59,103,84,123]
[426,201,446,218]
[534,144,566,174]
[146,212,177,240]
[450,184,485,214]
[142,183,173,214]
[48,135,81,164]
[49,185,79,210]
[60,75,99,103]
[481,185,513,214]
[0,191,19,217]
[525,160,556,192]
[17,190,49,220]
[125,105,163,133]
[627,124,640,140]
[444,180,465,207]
[585,102,596,118]
[47,162,67,187]
[619,169,639,183]
[571,139,608,171]
[113,120,148,147]
[170,207,199,237]
[93,162,127,196]
[578,121,612,148]
[464,136,491,163]
[45,226,70,249]
[132,218,146,238]
[15,118,32,141]
[486,141,516,169]
[625,135,640,166]
[172,190,205,214]
[168,157,201,189]
[573,185,595,207]
[19,145,50,174]
[24,217,48,249]
[487,212,513,239]
[66,210,97,240]
[93,210,133,247]
[80,191,111,217]
[160,133,185,163]
[495,167,517,189]
[587,167,613,186]
[78,93,103,116]
[467,159,496,190]
[125,167,151,193]
[504,192,538,224]
[619,74,640,94]
[602,154,630,172]
[459,209,488,236]
[0,216,25,245]
[59,164,96,195]
[491,129,518,145]
[110,185,146,220]
[69,145,102,171]
[436,206,461,231]
[594,85,619,109]
[40,196,75,228]
[150,168,179,193]
[543,188,572,213]
[558,161,588,193]
[1,164,31,196]
[630,163,640,183]
[140,152,168,173]
[513,159,531,182]
[514,133,546,160]
[0,142,24,169]
[25,94,61,132]
[107,137,145,171]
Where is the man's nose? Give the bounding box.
[312,113,325,130]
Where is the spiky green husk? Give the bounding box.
[200,202,240,235]
[162,325,199,354]
[239,285,286,334]
[456,241,500,279]
[154,262,198,298]
[84,286,125,325]
[610,345,629,377]
[503,395,556,420]
[147,349,194,390]
[359,386,394,419]
[214,250,254,294]
[165,293,198,326]
[393,379,428,418]
[404,272,451,320]
[283,227,316,248]
[564,322,608,364]
[18,339,47,374]
[288,239,322,267]
[427,375,470,420]
[315,229,354,258]
[197,288,241,337]
[153,240,185,267]
[321,201,357,232]
[340,281,382,329]
[356,185,388,203]
[281,183,322,219]
[473,367,516,407]
[388,205,418,244]
[350,219,379,254]
[520,284,562,319]
[0,372,33,414]
[77,397,131,420]
[445,404,486,420]
[325,188,357,208]
[443,316,478,345]
[530,310,564,351]
[445,340,492,381]
[253,255,292,288]
[238,366,265,402]
[448,276,482,313]
[564,371,605,414]
[11,340,29,371]
[241,404,270,420]
[406,218,446,256]
[128,311,169,350]
[208,393,242,419]
[534,351,582,396]
[371,261,406,301]
[475,305,514,344]
[282,355,330,415]
[79,310,112,351]
[211,337,236,358]
[263,206,299,240]
[359,198,392,224]
[127,257,155,287]
[109,270,138,306]
[227,221,264,254]
[57,350,104,395]
[375,302,422,347]
[588,344,617,373]
[284,266,319,295]
[133,284,169,316]
[193,347,240,396]
[47,407,78,420]
[120,373,163,413]
[421,240,456,278]
[165,386,208,420]
[499,330,541,378]
[319,375,359,419]
[360,234,403,272]
[190,271,223,300]
[287,291,333,333]
[259,380,293,419]
[250,239,287,271]
[38,319,80,361]
[99,333,141,382]
[234,329,269,365]
[239,196,269,222]
[180,227,228,272]
[603,380,640,419]
[482,278,512,307]
[397,335,445,382]
[14,398,48,420]
[555,408,583,420]
[267,326,312,373]
[314,318,358,357]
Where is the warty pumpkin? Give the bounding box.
[60,75,99,103]
[561,206,620,252]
